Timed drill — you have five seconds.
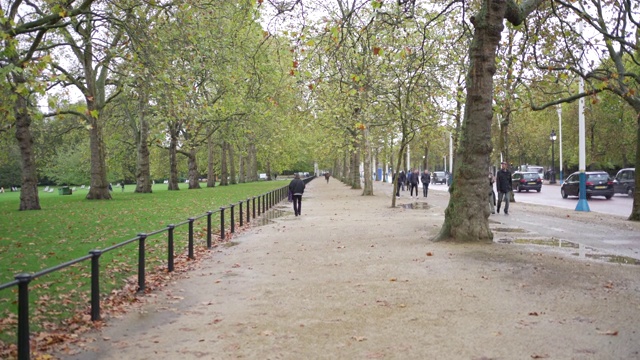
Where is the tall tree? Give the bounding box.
[1,0,94,209]
[51,4,130,199]
[527,0,640,221]
[436,0,545,242]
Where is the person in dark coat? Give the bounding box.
[398,171,406,192]
[288,173,306,217]
[420,170,430,198]
[409,169,419,199]
[496,162,512,214]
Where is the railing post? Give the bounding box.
[220,207,225,240]
[230,204,235,233]
[138,233,147,292]
[188,218,195,260]
[246,198,251,224]
[167,224,175,272]
[206,211,213,249]
[262,194,266,214]
[239,202,243,227]
[257,195,261,215]
[15,273,31,360]
[252,197,256,219]
[89,250,102,321]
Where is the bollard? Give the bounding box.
[138,233,147,292]
[239,202,243,227]
[15,273,31,360]
[220,207,225,240]
[257,195,261,215]
[188,218,195,259]
[89,250,102,321]
[167,224,175,272]
[252,197,256,219]
[230,204,235,233]
[206,211,213,248]
[246,198,251,224]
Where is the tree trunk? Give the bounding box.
[13,87,41,211]
[343,151,349,184]
[351,136,361,190]
[239,156,246,183]
[229,143,237,185]
[86,114,112,199]
[207,135,215,188]
[220,141,228,186]
[362,127,373,195]
[266,160,272,182]
[168,129,180,190]
[187,147,201,189]
[135,110,152,193]
[250,142,258,181]
[391,143,407,208]
[423,145,429,171]
[436,0,508,242]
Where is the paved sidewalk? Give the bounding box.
[60,178,640,359]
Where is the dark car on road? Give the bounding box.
[613,168,635,197]
[512,172,542,192]
[561,171,614,199]
[431,171,447,184]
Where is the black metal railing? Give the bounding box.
[0,177,314,360]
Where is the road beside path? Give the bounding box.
[58,178,640,359]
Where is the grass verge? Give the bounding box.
[0,180,288,351]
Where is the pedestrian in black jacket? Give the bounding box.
[398,171,406,192]
[496,162,512,214]
[288,174,305,217]
[420,170,430,198]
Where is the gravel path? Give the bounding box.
[59,178,640,359]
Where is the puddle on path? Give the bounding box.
[252,209,288,226]
[399,202,432,210]
[493,227,528,233]
[496,238,640,266]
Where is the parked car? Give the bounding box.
[560,171,614,199]
[518,165,544,180]
[613,168,635,197]
[512,172,542,192]
[431,171,447,184]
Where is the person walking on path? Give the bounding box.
[409,169,419,199]
[324,172,330,183]
[420,170,430,198]
[288,173,305,216]
[496,162,512,214]
[398,171,406,192]
[488,172,496,214]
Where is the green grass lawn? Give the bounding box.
[0,180,288,345]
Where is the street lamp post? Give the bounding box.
[550,130,557,184]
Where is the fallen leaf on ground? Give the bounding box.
[597,330,618,336]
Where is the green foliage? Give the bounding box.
[0,159,21,188]
[43,140,91,185]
